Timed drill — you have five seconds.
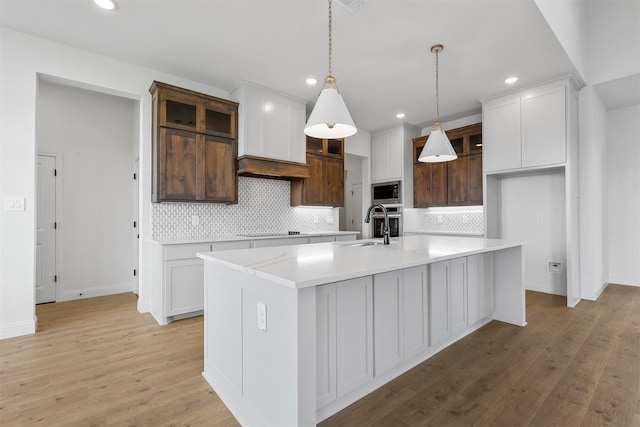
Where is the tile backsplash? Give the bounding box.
[151,177,338,241]
[404,206,484,235]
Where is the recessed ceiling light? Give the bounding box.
[396,113,406,119]
[305,78,318,85]
[93,0,116,10]
[505,76,518,84]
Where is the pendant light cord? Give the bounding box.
[435,46,440,124]
[328,0,333,77]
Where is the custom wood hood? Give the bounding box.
[237,155,310,179]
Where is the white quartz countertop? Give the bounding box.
[149,231,359,245]
[197,235,523,289]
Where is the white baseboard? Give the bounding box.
[59,282,132,301]
[526,283,567,296]
[0,318,36,340]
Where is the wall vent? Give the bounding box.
[336,0,366,13]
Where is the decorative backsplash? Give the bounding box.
[405,206,484,235]
[151,177,338,241]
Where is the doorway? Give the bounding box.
[35,78,138,304]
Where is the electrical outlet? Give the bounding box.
[462,215,469,224]
[313,215,319,224]
[548,261,563,274]
[191,215,200,226]
[257,302,267,331]
[437,215,443,223]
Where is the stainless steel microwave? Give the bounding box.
[372,181,401,205]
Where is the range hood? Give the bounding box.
[237,155,310,180]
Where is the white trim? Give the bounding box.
[59,285,134,302]
[0,319,36,340]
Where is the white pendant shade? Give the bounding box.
[418,128,458,163]
[304,86,357,139]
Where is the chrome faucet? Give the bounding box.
[364,204,390,245]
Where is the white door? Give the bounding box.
[348,183,363,234]
[133,159,139,294]
[36,154,57,303]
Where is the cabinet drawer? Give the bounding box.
[212,241,251,251]
[164,243,211,261]
[251,237,307,248]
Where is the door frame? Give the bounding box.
[36,152,64,304]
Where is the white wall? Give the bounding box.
[586,0,640,85]
[0,27,229,339]
[345,129,371,238]
[500,170,567,296]
[607,104,640,286]
[534,0,588,82]
[578,86,608,299]
[37,80,137,300]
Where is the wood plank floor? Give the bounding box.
[1,285,638,426]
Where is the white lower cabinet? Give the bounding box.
[429,257,467,347]
[165,258,205,316]
[402,265,429,359]
[467,253,494,324]
[373,270,404,376]
[336,276,374,397]
[316,283,337,408]
[317,257,493,413]
[373,265,429,377]
[316,276,373,408]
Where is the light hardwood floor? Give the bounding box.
[1,285,638,426]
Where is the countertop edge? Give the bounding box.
[197,237,524,290]
[150,231,360,245]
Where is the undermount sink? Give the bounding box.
[346,241,384,247]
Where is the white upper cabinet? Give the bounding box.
[483,78,574,173]
[371,128,403,182]
[521,86,566,168]
[231,82,306,164]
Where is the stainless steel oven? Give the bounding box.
[371,206,402,239]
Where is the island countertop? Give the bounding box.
[197,234,523,289]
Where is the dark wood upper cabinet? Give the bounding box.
[290,137,344,207]
[150,81,238,203]
[413,123,483,208]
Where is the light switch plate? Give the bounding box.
[4,197,25,211]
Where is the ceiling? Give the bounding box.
[0,0,578,133]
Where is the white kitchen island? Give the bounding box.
[197,235,525,427]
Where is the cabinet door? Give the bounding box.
[371,131,402,182]
[483,98,521,172]
[160,91,199,132]
[450,257,467,335]
[447,156,468,206]
[336,276,373,397]
[303,154,325,205]
[403,265,429,360]
[159,128,198,201]
[373,271,404,377]
[467,153,483,205]
[165,258,204,316]
[316,284,337,408]
[429,261,450,346]
[203,135,237,203]
[522,86,566,167]
[325,157,344,207]
[202,98,237,139]
[468,253,495,325]
[413,164,430,208]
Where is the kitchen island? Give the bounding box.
[197,235,525,426]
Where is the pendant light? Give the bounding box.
[418,44,457,163]
[304,0,357,139]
